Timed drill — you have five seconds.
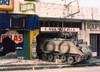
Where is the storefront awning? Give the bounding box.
[0,14,10,29]
[0,14,38,30]
[26,15,38,30]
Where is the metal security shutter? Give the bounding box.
[90,34,97,52]
[97,35,100,56]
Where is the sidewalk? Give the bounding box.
[0,57,100,71]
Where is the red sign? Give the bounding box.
[1,34,23,43]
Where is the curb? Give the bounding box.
[0,63,98,71]
[0,66,32,71]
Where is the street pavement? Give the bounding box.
[0,57,100,71]
[2,66,100,72]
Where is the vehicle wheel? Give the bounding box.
[75,56,81,63]
[41,40,55,53]
[54,55,60,61]
[41,53,47,61]
[59,41,70,54]
[61,55,66,62]
[48,54,54,61]
[67,56,74,64]
[87,54,92,59]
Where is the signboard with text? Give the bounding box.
[7,0,36,14]
[41,27,79,32]
[0,0,14,11]
[86,22,100,31]
[0,30,23,50]
[19,2,36,14]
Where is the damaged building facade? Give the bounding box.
[36,0,100,57]
[0,0,100,59]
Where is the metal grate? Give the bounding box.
[90,34,97,52]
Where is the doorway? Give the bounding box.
[97,35,100,56]
[90,34,100,56]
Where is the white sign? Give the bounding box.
[41,27,79,32]
[9,0,36,14]
[87,22,100,31]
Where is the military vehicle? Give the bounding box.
[36,32,92,64]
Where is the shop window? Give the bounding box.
[50,21,58,27]
[38,21,44,27]
[38,20,82,30]
[58,22,62,27]
[10,15,28,29]
[63,22,82,29]
[44,21,49,27]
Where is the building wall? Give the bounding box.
[36,2,100,21]
[0,30,30,59]
[37,0,65,4]
[5,0,100,21]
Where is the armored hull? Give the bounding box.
[36,37,92,64]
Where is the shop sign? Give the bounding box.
[1,34,23,43]
[19,2,36,14]
[87,22,100,31]
[0,0,14,11]
[0,30,23,50]
[41,27,79,32]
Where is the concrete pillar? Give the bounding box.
[84,22,90,46]
[78,22,85,40]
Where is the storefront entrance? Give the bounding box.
[97,35,100,56]
[90,34,100,56]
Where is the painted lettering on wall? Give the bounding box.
[0,0,14,11]
[0,0,10,6]
[19,2,36,14]
[41,27,79,32]
[1,34,23,43]
[87,22,100,31]
[0,30,23,50]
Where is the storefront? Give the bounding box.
[85,22,100,56]
[36,19,100,57]
[0,0,100,60]
[37,20,82,39]
[0,0,39,59]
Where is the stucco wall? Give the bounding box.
[37,2,100,21]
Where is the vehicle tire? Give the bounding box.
[41,40,55,53]
[41,53,47,61]
[59,41,70,54]
[75,55,81,63]
[48,54,54,61]
[61,55,67,62]
[67,56,74,64]
[54,55,60,61]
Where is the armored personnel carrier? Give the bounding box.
[36,32,92,64]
